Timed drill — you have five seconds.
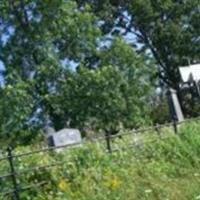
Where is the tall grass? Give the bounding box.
[1,121,200,200]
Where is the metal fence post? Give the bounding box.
[173,120,178,134]
[7,147,20,200]
[105,132,112,153]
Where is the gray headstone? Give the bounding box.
[48,128,82,147]
[167,88,184,122]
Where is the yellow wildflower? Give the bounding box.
[104,176,122,189]
[58,179,71,192]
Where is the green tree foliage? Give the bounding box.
[0,80,35,144]
[0,1,154,142]
[76,0,200,88]
[127,0,200,89]
[0,0,101,141]
[0,82,31,131]
[48,39,153,133]
[76,0,200,116]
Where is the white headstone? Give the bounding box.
[179,64,200,96]
[179,67,193,82]
[190,64,200,81]
[48,128,82,147]
[179,64,200,82]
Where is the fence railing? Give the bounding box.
[0,117,200,200]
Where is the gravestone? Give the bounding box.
[179,64,200,96]
[167,88,184,122]
[47,128,82,147]
[179,64,200,82]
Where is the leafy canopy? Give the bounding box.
[76,0,200,89]
[0,0,154,143]
[48,38,153,133]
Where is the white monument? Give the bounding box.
[167,63,200,122]
[179,64,200,95]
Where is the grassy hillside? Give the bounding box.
[1,121,200,200]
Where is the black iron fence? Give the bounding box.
[0,117,200,200]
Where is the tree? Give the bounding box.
[127,0,200,89]
[0,79,36,144]
[0,0,101,138]
[0,0,154,141]
[48,39,154,134]
[75,0,200,116]
[76,0,200,87]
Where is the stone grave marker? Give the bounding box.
[167,88,184,122]
[47,128,82,148]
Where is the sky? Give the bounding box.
[0,61,4,85]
